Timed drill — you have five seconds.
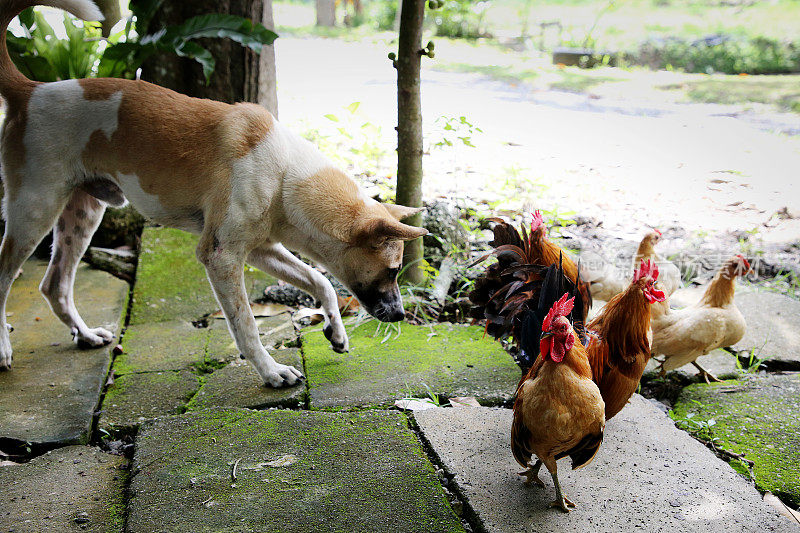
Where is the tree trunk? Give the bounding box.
[136,0,264,104]
[315,0,336,27]
[258,0,278,116]
[395,0,425,284]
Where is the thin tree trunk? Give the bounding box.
[315,0,335,26]
[395,0,425,284]
[258,0,278,117]
[94,0,121,37]
[137,0,264,104]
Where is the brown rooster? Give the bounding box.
[471,218,665,421]
[512,291,605,512]
[468,213,591,369]
[585,259,666,419]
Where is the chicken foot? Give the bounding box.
[548,470,575,512]
[519,459,545,487]
[692,361,722,383]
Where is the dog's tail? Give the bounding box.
[0,0,103,99]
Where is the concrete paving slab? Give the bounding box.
[0,261,127,447]
[643,348,744,381]
[130,227,275,325]
[674,374,800,507]
[99,370,201,434]
[668,285,800,367]
[186,349,304,411]
[415,395,792,533]
[0,446,126,533]
[128,408,464,533]
[303,320,521,409]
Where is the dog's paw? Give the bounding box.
[0,335,12,370]
[72,326,115,349]
[261,363,304,388]
[323,324,349,353]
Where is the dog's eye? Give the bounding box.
[387,267,400,279]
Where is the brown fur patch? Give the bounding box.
[78,78,272,227]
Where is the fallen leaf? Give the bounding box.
[264,454,298,467]
[337,295,360,316]
[449,396,480,408]
[394,398,438,411]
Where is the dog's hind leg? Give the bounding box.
[196,233,304,388]
[40,189,113,349]
[247,243,349,353]
[0,188,70,369]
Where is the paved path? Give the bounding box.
[1,229,798,531]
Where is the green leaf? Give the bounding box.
[324,114,339,122]
[157,13,277,52]
[18,7,35,31]
[173,40,215,84]
[346,101,360,113]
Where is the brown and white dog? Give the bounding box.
[0,0,427,387]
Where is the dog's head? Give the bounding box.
[323,203,426,322]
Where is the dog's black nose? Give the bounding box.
[386,307,406,322]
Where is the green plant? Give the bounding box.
[429,115,483,150]
[735,348,765,373]
[670,400,719,444]
[6,2,278,83]
[430,0,491,40]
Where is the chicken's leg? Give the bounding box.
[546,463,575,512]
[519,459,545,487]
[692,361,722,383]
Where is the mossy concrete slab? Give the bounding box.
[673,374,800,507]
[0,445,126,532]
[415,396,792,533]
[643,348,744,381]
[186,350,304,411]
[130,227,276,325]
[669,286,800,368]
[0,261,127,447]
[303,320,520,409]
[128,408,464,533]
[99,370,201,434]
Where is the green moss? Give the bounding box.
[302,320,520,408]
[130,227,275,324]
[672,374,800,506]
[105,465,129,533]
[130,408,465,532]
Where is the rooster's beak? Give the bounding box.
[540,330,553,340]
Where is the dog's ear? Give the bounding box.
[351,217,428,247]
[383,203,424,221]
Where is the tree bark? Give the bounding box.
[315,0,336,27]
[395,0,425,284]
[136,0,264,104]
[258,0,278,117]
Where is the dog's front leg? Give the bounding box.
[197,238,303,387]
[248,244,349,353]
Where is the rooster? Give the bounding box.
[471,218,665,421]
[651,255,750,383]
[468,213,591,370]
[512,288,605,513]
[585,259,666,419]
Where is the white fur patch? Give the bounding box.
[40,0,104,22]
[24,79,122,180]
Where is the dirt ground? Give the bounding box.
[275,36,800,255]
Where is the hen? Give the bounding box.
[512,285,605,512]
[470,218,665,421]
[582,229,680,302]
[651,254,750,383]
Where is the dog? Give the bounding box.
[0,0,427,387]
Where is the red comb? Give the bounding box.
[654,228,662,236]
[542,293,574,332]
[634,259,660,282]
[735,254,751,270]
[530,210,544,232]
